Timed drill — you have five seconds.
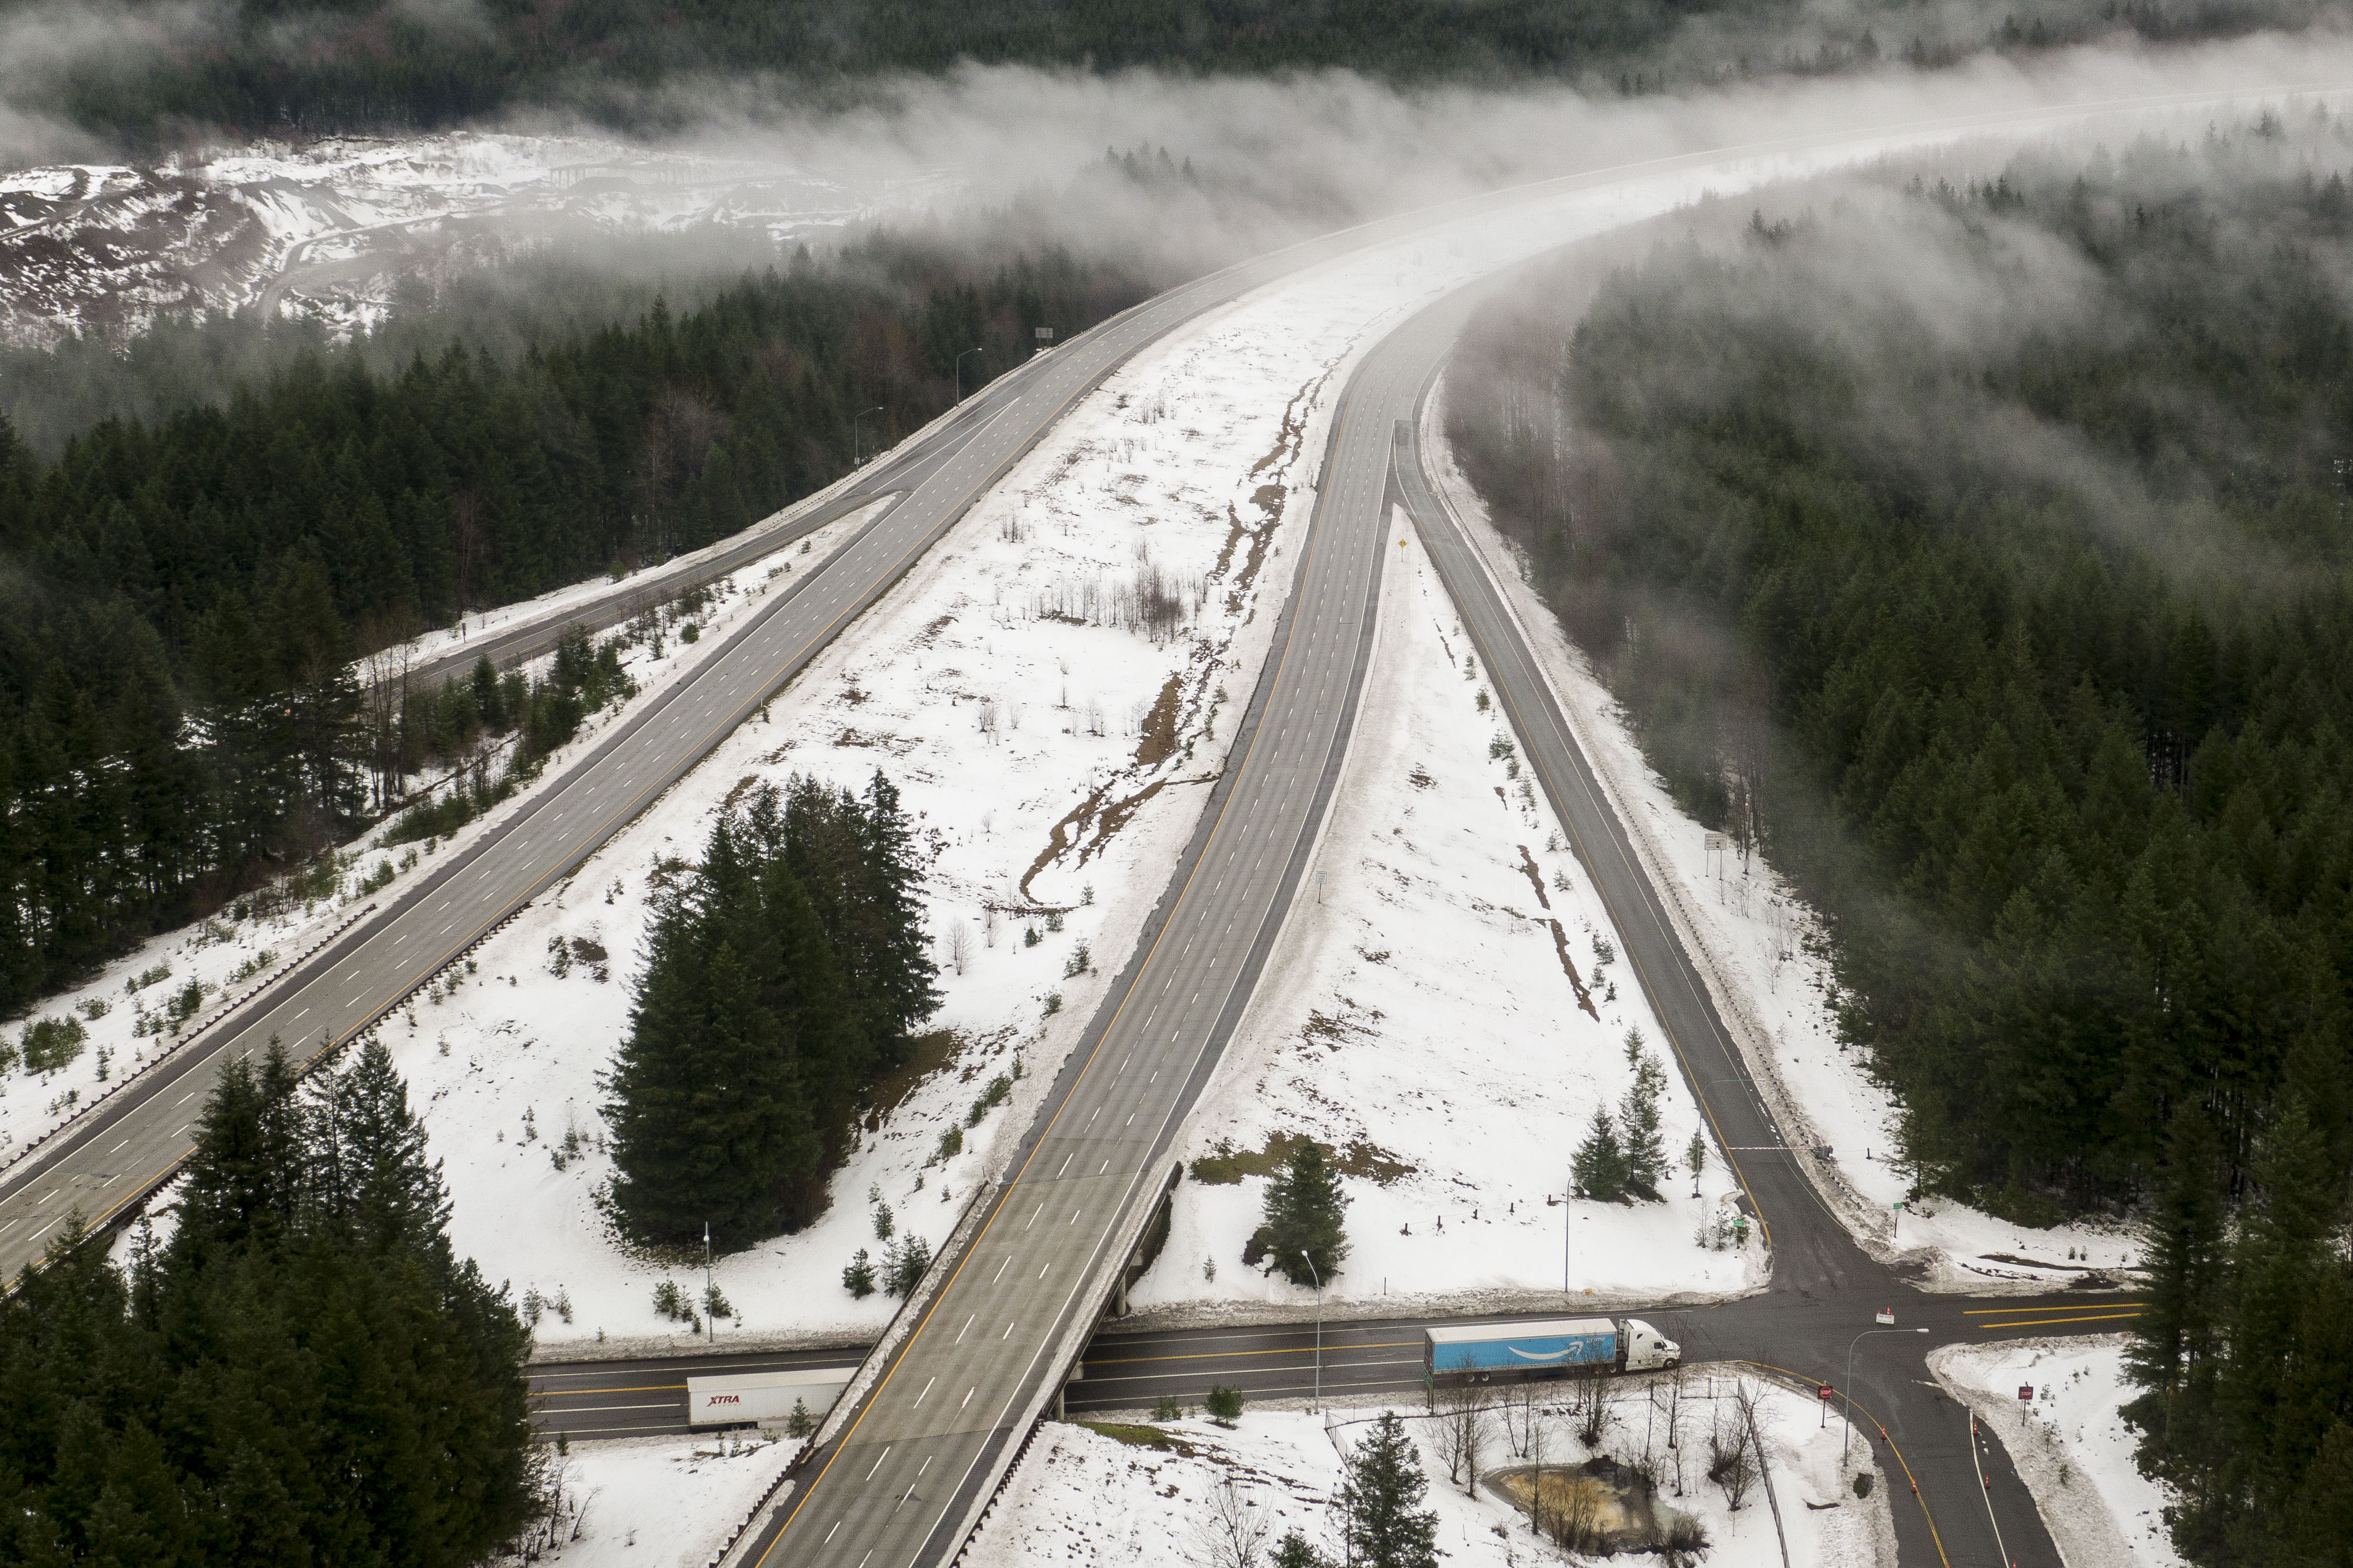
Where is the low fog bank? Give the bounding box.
[1445,101,2353,1210]
[0,0,2346,170]
[9,27,2353,452]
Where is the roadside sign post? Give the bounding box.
[1845,1325,1932,1468]
[1820,1385,1834,1428]
[1299,1251,1323,1414]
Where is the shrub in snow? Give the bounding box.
[968,1075,1011,1127]
[1204,1384,1244,1425]
[842,1249,877,1298]
[19,1015,87,1074]
[884,1234,932,1297]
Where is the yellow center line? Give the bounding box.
[1975,1310,2143,1330]
[1962,1302,2143,1315]
[528,1383,686,1398]
[1086,1339,1419,1367]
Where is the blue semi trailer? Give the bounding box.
[1423,1317,1681,1382]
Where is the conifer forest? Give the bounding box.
[0,234,1142,1015]
[1449,122,2353,1562]
[6,2,2353,1563]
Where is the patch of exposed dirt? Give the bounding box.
[1133,672,1185,768]
[1188,1129,1416,1187]
[1513,843,1600,1018]
[865,1027,964,1121]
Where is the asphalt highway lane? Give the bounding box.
[396,390,1027,694]
[737,294,1484,1568]
[0,232,1444,1286]
[532,1348,866,1442]
[1393,387,2094,1566]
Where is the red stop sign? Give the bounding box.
[2018,1385,2034,1402]
[1820,1385,1834,1401]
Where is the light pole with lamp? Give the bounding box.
[1299,1251,1323,1414]
[1843,1325,1930,1464]
[852,405,885,466]
[955,346,985,404]
[703,1221,715,1344]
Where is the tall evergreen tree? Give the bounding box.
[1339,1412,1440,1568]
[1261,1139,1349,1288]
[1573,1105,1627,1203]
[2124,1105,2227,1478]
[1617,1032,1669,1201]
[604,776,927,1246]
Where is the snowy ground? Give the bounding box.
[1419,390,2148,1295]
[1932,1338,2181,1568]
[14,503,871,1187]
[967,1371,1890,1568]
[0,131,936,345]
[1127,529,1764,1322]
[506,1433,802,1568]
[266,237,1395,1352]
[37,105,2173,1328]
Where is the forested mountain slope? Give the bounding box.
[1447,111,2353,1563]
[0,224,1146,1016]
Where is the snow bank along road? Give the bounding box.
[0,187,1545,1283]
[1396,406,2117,1568]
[759,84,2316,1568]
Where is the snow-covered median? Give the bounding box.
[1421,385,2146,1295]
[966,1372,1888,1568]
[312,250,1392,1351]
[1130,531,1762,1321]
[1931,1338,2181,1568]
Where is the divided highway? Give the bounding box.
[0,221,1481,1284]
[734,296,1485,1568]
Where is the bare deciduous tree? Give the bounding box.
[1185,1475,1271,1568]
[1426,1383,1491,1496]
[1706,1387,1760,1511]
[946,922,972,976]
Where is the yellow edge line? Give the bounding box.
[1744,1359,1951,1567]
[1085,1339,1419,1368]
[529,1384,687,1398]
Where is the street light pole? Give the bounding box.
[852,405,885,466]
[955,346,984,404]
[704,1221,714,1345]
[1299,1252,1323,1414]
[1843,1326,1929,1464]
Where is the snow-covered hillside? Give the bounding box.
[0,131,928,345]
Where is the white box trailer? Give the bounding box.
[687,1365,856,1428]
